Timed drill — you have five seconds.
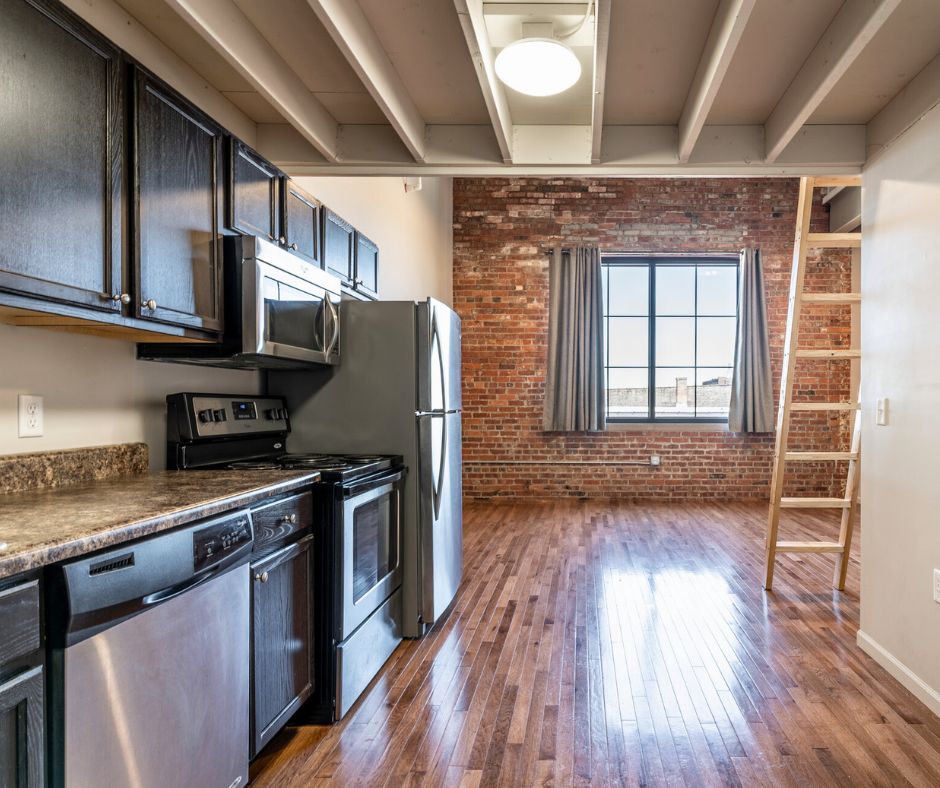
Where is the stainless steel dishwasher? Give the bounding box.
[47,509,254,788]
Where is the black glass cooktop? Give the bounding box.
[225,453,401,482]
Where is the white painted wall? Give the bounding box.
[859,101,940,717]
[297,177,454,305]
[0,326,260,467]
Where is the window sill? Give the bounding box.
[605,421,730,433]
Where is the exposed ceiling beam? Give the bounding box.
[867,51,940,162]
[453,0,514,163]
[163,0,339,161]
[306,0,427,162]
[677,0,756,163]
[764,0,901,162]
[259,122,864,176]
[590,0,611,164]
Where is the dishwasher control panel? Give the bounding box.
[194,513,253,573]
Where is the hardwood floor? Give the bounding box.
[251,501,940,787]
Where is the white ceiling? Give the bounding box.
[109,0,940,173]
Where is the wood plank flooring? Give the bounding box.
[251,501,940,787]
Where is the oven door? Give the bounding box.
[243,256,340,366]
[337,470,404,641]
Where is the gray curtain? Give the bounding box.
[729,247,774,433]
[543,246,606,431]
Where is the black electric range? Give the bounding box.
[165,392,406,725]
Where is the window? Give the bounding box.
[602,256,739,422]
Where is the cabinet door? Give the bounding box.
[230,142,281,242]
[282,180,321,266]
[251,535,314,757]
[0,0,124,313]
[0,666,44,788]
[133,69,224,334]
[321,208,354,285]
[354,232,379,299]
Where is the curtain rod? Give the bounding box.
[540,248,746,257]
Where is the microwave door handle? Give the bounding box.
[324,297,339,357]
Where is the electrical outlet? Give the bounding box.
[933,569,940,605]
[17,394,43,438]
[650,454,661,467]
[876,398,888,426]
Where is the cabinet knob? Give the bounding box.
[279,236,287,244]
[289,243,298,251]
[255,571,269,583]
[142,299,157,311]
[355,278,364,286]
[280,513,298,524]
[118,293,131,305]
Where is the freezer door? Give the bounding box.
[417,299,462,413]
[417,411,463,625]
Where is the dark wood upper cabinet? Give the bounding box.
[229,141,281,242]
[251,535,314,757]
[354,232,379,299]
[321,208,355,285]
[282,180,321,266]
[132,68,224,334]
[0,0,123,313]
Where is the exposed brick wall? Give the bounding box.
[453,178,852,501]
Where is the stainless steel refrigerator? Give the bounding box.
[270,298,462,638]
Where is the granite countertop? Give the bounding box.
[0,470,320,580]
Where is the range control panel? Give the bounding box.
[193,513,253,573]
[177,394,289,439]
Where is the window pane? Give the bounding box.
[696,368,733,418]
[697,317,736,366]
[607,265,648,315]
[607,317,648,366]
[655,266,695,314]
[655,368,695,418]
[607,368,648,417]
[697,265,737,315]
[655,317,694,366]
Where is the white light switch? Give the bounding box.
[876,398,888,426]
[18,395,43,438]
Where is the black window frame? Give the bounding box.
[602,254,740,424]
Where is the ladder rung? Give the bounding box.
[776,541,844,554]
[805,232,861,248]
[780,497,852,509]
[801,292,861,304]
[785,451,858,461]
[811,176,862,189]
[790,401,860,411]
[795,349,861,359]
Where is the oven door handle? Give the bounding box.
[342,471,404,500]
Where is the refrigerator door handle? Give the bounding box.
[433,413,447,520]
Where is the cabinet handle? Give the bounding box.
[141,299,157,311]
[119,293,131,305]
[355,278,364,286]
[280,513,298,525]
[101,293,131,305]
[279,236,287,244]
[255,571,269,583]
[289,243,298,251]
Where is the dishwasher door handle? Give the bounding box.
[142,566,221,606]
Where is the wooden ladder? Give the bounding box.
[764,175,862,591]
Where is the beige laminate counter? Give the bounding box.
[0,470,319,580]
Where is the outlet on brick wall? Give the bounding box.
[453,178,852,501]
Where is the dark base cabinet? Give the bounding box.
[0,574,44,788]
[250,533,314,758]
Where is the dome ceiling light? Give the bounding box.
[495,36,581,97]
[493,7,592,98]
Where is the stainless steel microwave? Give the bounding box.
[138,236,342,369]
